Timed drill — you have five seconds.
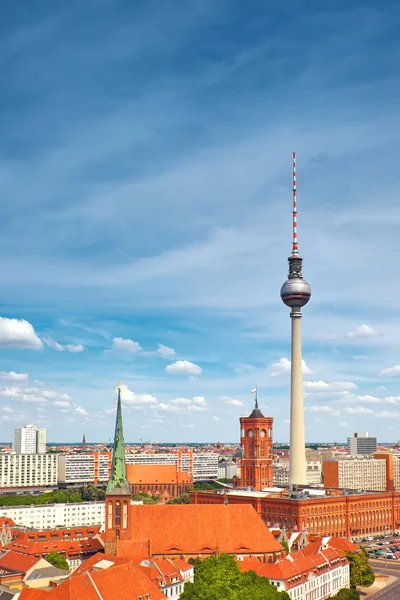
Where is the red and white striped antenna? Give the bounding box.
[292,152,298,256]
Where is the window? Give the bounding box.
[115,501,121,527]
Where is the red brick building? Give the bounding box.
[238,398,273,490]
[191,488,400,538]
[126,464,192,501]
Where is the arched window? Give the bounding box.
[115,501,121,527]
[123,501,128,529]
[107,502,113,529]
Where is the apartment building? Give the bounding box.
[273,460,322,487]
[323,456,387,491]
[125,451,219,481]
[13,425,46,454]
[0,502,105,529]
[0,453,57,489]
[218,462,239,480]
[58,453,111,485]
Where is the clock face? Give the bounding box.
[248,429,254,438]
[260,430,266,438]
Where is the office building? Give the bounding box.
[323,456,386,491]
[13,424,46,454]
[0,453,57,489]
[347,432,377,456]
[125,451,219,482]
[58,452,111,485]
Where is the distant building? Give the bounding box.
[0,501,105,530]
[273,460,322,487]
[347,432,377,456]
[125,451,219,482]
[218,462,239,480]
[0,453,57,489]
[126,464,192,501]
[58,452,111,485]
[13,425,46,454]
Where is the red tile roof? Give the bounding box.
[5,538,103,558]
[118,504,282,557]
[127,464,192,485]
[0,550,40,574]
[19,556,166,600]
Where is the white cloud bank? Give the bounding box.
[165,360,202,376]
[347,324,376,338]
[0,317,42,349]
[270,357,312,377]
[112,337,142,352]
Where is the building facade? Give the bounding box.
[238,398,273,491]
[347,432,377,455]
[0,501,105,530]
[13,425,46,454]
[0,453,57,489]
[125,451,219,482]
[274,460,322,487]
[323,457,387,491]
[191,488,400,539]
[127,464,192,501]
[58,452,111,485]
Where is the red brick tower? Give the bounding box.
[239,394,273,491]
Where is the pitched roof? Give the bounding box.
[0,550,40,574]
[118,504,282,557]
[19,558,166,600]
[326,537,359,553]
[5,537,103,558]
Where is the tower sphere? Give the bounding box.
[280,277,311,308]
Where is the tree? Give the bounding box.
[345,551,375,588]
[179,554,290,600]
[333,589,360,600]
[45,552,69,571]
[132,492,157,504]
[167,493,190,504]
[280,539,289,555]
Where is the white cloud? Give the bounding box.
[304,405,337,413]
[188,404,206,412]
[43,337,64,351]
[53,400,70,407]
[212,416,221,421]
[181,424,195,428]
[42,390,57,398]
[376,411,400,420]
[304,380,357,392]
[169,397,192,405]
[156,343,176,358]
[347,324,376,339]
[74,406,88,416]
[353,355,368,361]
[120,384,157,406]
[65,344,84,353]
[220,396,244,407]
[338,421,350,428]
[0,387,21,397]
[165,360,202,376]
[381,365,400,376]
[357,394,400,405]
[0,371,28,381]
[158,402,179,412]
[193,396,206,406]
[270,357,312,377]
[0,317,42,349]
[346,406,374,415]
[112,337,142,352]
[2,407,13,413]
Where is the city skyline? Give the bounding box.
[1,1,400,442]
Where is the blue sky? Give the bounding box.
[1,0,400,443]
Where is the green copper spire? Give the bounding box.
[106,385,131,496]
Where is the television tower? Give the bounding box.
[280,153,311,486]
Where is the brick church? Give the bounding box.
[104,387,284,562]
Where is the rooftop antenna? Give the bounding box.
[292,152,298,256]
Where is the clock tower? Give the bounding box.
[239,395,273,491]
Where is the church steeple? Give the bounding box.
[106,385,131,496]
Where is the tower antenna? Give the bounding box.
[292,152,298,256]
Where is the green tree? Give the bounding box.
[333,588,360,600]
[132,492,157,504]
[345,551,375,588]
[180,554,290,600]
[45,552,70,571]
[167,493,190,504]
[280,539,289,555]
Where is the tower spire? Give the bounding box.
[292,152,298,256]
[280,153,311,487]
[106,384,131,496]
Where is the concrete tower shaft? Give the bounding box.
[280,153,310,487]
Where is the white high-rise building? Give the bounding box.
[13,424,46,454]
[347,432,377,456]
[0,453,57,488]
